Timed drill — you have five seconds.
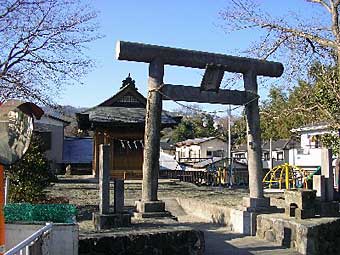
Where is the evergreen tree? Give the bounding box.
[171,112,219,143]
[5,135,55,203]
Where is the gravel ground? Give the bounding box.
[44,176,285,232]
[45,176,300,254]
[45,177,250,207]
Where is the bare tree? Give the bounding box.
[220,0,340,81]
[220,1,340,153]
[0,0,99,105]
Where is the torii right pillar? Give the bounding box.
[243,70,270,211]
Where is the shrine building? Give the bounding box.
[77,75,179,178]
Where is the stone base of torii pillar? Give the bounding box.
[243,197,271,212]
[235,197,277,236]
[134,200,173,219]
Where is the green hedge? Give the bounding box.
[4,203,77,223]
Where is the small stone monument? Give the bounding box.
[321,148,334,201]
[93,144,131,230]
[65,164,72,176]
[114,179,124,213]
[335,158,340,193]
[313,148,340,217]
[313,175,325,201]
[284,189,316,219]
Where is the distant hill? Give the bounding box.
[42,105,87,118]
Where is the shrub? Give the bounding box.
[5,135,56,203]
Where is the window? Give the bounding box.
[180,150,185,158]
[207,150,224,157]
[263,152,270,160]
[189,150,198,159]
[297,149,304,155]
[313,135,320,148]
[176,151,180,161]
[234,153,246,159]
[297,148,310,155]
[277,152,284,160]
[117,95,139,104]
[212,150,224,157]
[112,93,145,107]
[308,135,321,148]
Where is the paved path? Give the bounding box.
[164,198,301,255]
[201,225,300,255]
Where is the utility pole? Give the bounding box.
[228,105,233,187]
[269,138,273,170]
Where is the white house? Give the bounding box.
[232,122,337,173]
[175,137,228,163]
[232,139,296,170]
[34,114,70,172]
[290,122,337,171]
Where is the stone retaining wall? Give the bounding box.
[257,213,340,255]
[176,197,256,235]
[79,227,204,255]
[176,197,233,227]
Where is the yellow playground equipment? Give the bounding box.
[263,163,309,190]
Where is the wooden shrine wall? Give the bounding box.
[93,127,144,179]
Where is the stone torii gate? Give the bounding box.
[116,41,283,215]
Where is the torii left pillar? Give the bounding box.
[242,71,270,211]
[135,59,169,216]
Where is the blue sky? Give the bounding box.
[58,0,317,116]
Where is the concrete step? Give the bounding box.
[163,198,188,217]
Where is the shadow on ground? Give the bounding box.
[49,178,300,254]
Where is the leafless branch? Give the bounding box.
[0,0,100,104]
[307,0,331,13]
[220,0,340,84]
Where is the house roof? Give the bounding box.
[159,152,183,170]
[190,157,224,168]
[77,75,179,129]
[63,137,93,164]
[81,106,177,125]
[160,141,175,151]
[181,156,248,170]
[34,114,70,132]
[262,139,293,150]
[44,114,70,125]
[175,137,225,147]
[97,74,147,108]
[233,138,298,152]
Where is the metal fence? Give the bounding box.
[5,223,52,255]
[160,169,249,186]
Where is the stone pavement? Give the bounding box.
[201,225,300,255]
[165,198,301,255]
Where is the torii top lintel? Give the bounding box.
[116,41,284,77]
